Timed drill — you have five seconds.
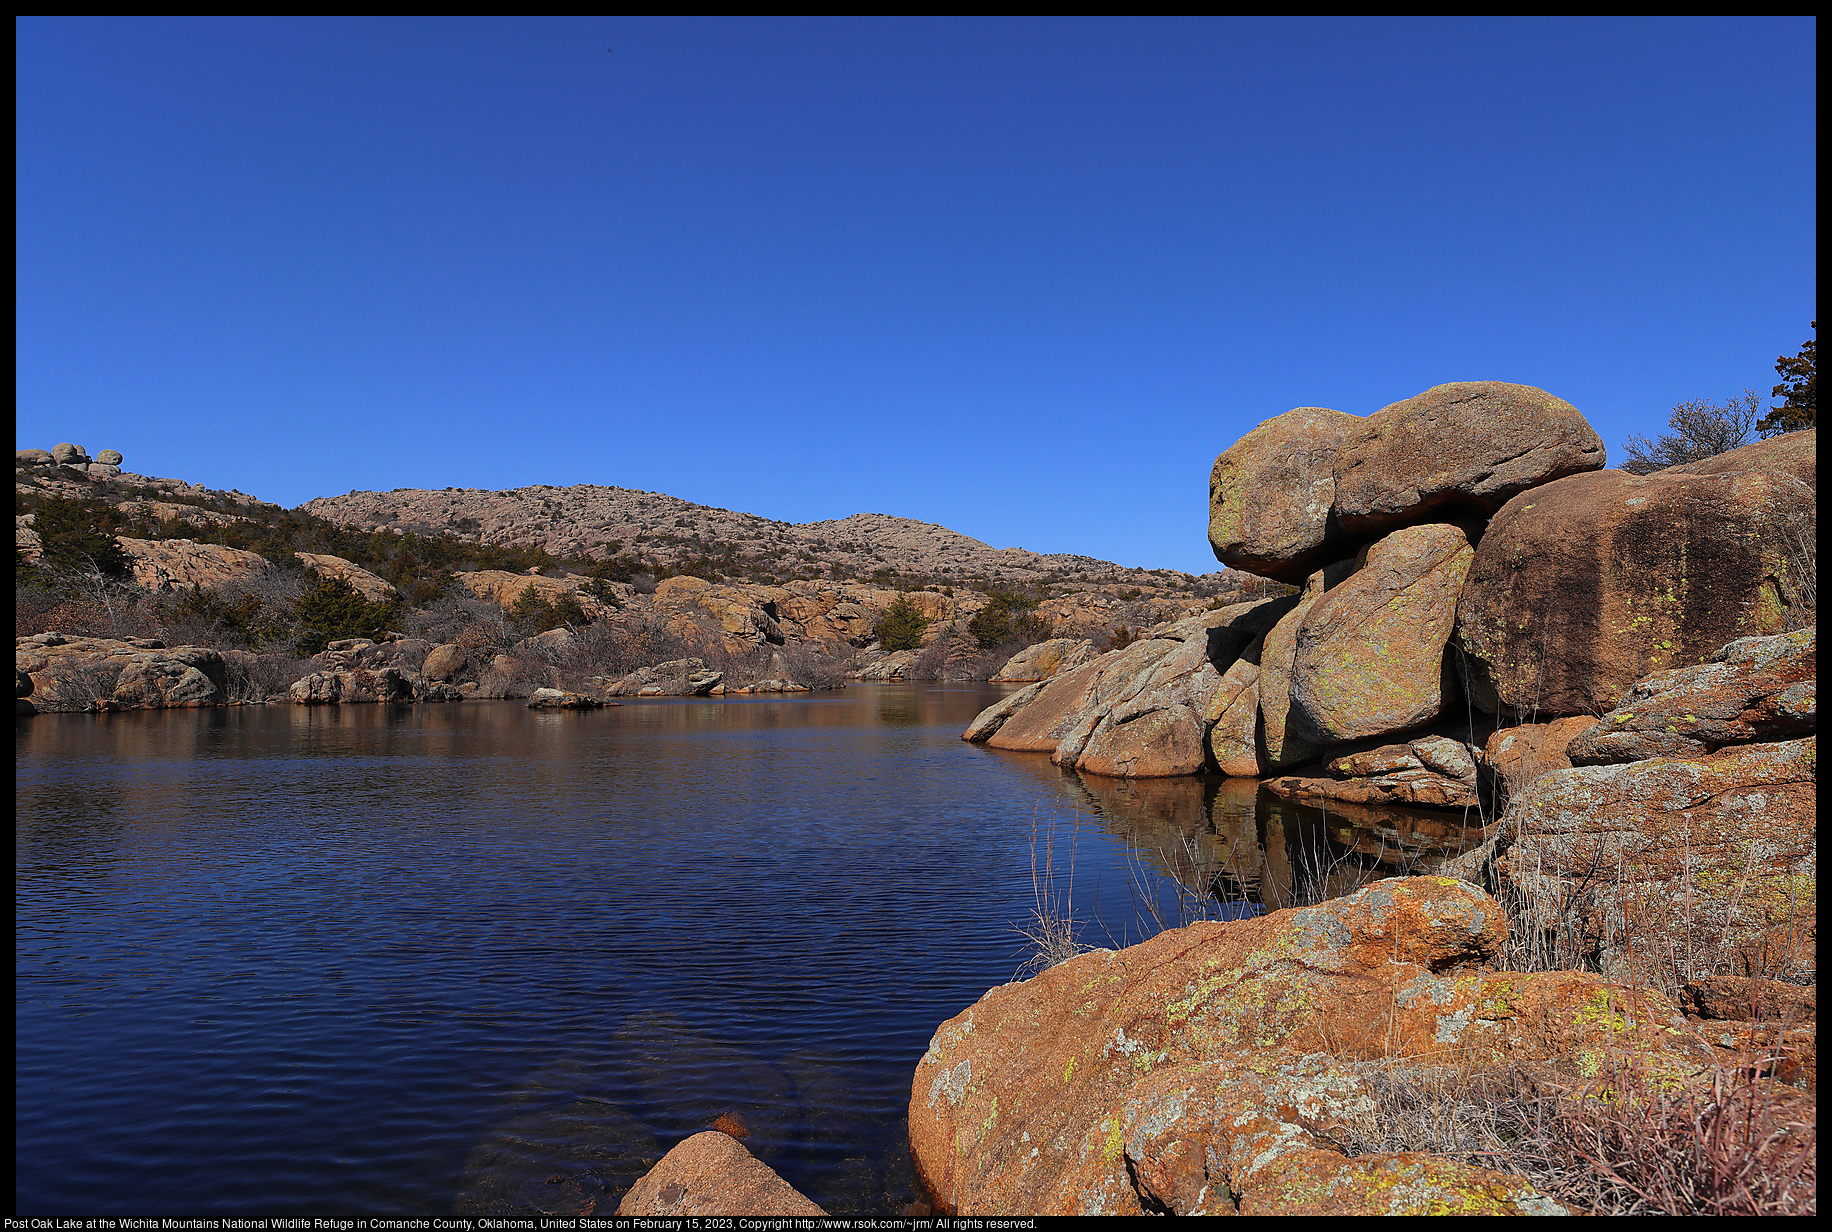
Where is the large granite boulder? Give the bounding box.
[421,643,470,682]
[1208,383,1605,583]
[1479,716,1600,803]
[1663,426,1816,487]
[1208,407,1361,583]
[1257,560,1356,770]
[50,443,89,465]
[991,638,1095,683]
[17,448,54,465]
[1330,382,1606,536]
[1495,737,1816,989]
[910,877,1702,1216]
[95,449,124,466]
[1202,644,1266,777]
[116,537,276,593]
[978,639,1181,753]
[1455,466,1813,716]
[1288,523,1476,745]
[288,667,418,704]
[616,1130,825,1216]
[1567,628,1814,765]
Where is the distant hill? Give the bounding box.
[301,484,1231,593]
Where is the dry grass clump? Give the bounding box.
[1336,1057,1815,1216]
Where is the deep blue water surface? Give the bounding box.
[16,687,1476,1215]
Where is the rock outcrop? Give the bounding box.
[116,537,276,593]
[1566,628,1814,765]
[1288,522,1476,746]
[1495,736,1816,990]
[455,570,614,620]
[909,876,1702,1216]
[16,632,226,712]
[1265,732,1483,812]
[616,1130,826,1216]
[990,638,1095,683]
[294,552,398,602]
[1208,383,1605,584]
[1455,462,1812,716]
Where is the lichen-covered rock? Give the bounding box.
[1568,628,1815,765]
[980,639,1180,753]
[1330,382,1606,537]
[1455,467,1814,716]
[1495,737,1817,989]
[421,643,469,682]
[1480,717,1600,803]
[16,448,54,465]
[1289,523,1476,745]
[615,1130,825,1216]
[961,680,1048,742]
[1208,407,1362,583]
[1663,426,1816,488]
[455,569,613,620]
[1203,648,1264,777]
[1207,384,1605,584]
[854,648,920,681]
[95,449,124,466]
[50,443,89,465]
[527,688,603,709]
[991,638,1095,683]
[288,667,417,704]
[1258,560,1356,769]
[909,877,1699,1216]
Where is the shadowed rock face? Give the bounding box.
[908,877,1703,1216]
[1455,467,1813,716]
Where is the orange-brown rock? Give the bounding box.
[1480,717,1599,802]
[909,877,1702,1215]
[615,1130,825,1216]
[1567,628,1814,765]
[1664,426,1816,488]
[1682,975,1815,1023]
[1288,523,1476,744]
[1258,560,1356,770]
[1202,647,1264,777]
[1329,382,1605,537]
[115,536,275,593]
[1208,383,1605,584]
[1208,406,1362,583]
[294,552,399,603]
[1455,466,1813,716]
[1495,737,1816,990]
[979,639,1179,753]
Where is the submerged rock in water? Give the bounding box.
[453,1095,662,1217]
[617,1130,825,1216]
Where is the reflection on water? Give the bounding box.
[18,688,1488,1216]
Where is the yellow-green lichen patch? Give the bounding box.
[1063,1057,1077,1086]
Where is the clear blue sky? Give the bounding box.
[16,17,1817,575]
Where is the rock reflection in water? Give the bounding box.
[988,754,1491,924]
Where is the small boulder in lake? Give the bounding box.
[528,688,605,709]
[616,1131,825,1216]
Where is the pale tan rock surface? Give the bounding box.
[116,537,275,592]
[16,633,227,711]
[616,1130,825,1216]
[990,638,1095,682]
[294,552,399,603]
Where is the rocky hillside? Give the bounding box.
[300,484,1223,592]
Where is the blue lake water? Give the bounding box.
[15,687,1480,1215]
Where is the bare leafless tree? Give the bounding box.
[1622,390,1761,474]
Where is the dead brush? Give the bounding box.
[1333,1055,1816,1216]
[1012,808,1091,979]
